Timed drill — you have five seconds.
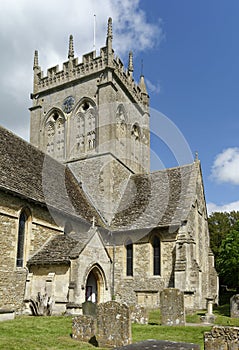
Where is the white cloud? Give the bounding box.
[0,0,163,140]
[207,200,239,215]
[146,79,161,94]
[210,147,239,185]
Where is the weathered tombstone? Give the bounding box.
[230,294,239,318]
[160,288,185,326]
[72,315,96,345]
[114,339,200,349]
[82,301,98,317]
[130,304,148,324]
[96,301,131,348]
[204,326,239,350]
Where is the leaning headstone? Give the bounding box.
[82,301,98,317]
[204,326,239,350]
[72,315,96,345]
[160,288,185,326]
[130,304,148,324]
[96,301,131,348]
[230,294,239,318]
[114,339,200,349]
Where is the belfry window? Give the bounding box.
[153,236,161,276]
[126,240,133,276]
[16,211,27,267]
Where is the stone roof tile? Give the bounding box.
[0,126,102,225]
[111,163,198,230]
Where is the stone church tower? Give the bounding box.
[30,18,150,176]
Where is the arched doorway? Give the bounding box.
[85,270,98,303]
[85,266,105,303]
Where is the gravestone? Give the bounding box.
[230,294,239,318]
[96,301,131,348]
[82,301,98,317]
[160,288,185,326]
[114,339,200,349]
[130,304,148,324]
[72,315,96,344]
[204,326,239,350]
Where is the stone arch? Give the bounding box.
[83,263,108,304]
[69,97,98,158]
[43,108,66,160]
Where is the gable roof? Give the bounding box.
[0,126,103,225]
[110,163,198,230]
[27,226,109,266]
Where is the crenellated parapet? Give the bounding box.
[32,18,149,109]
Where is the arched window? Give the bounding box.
[44,109,65,160]
[152,236,161,276]
[126,240,133,276]
[16,211,27,267]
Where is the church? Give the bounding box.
[0,18,218,315]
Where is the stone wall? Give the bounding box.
[112,230,176,308]
[0,191,62,311]
[204,326,239,349]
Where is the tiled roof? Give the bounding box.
[28,227,97,266]
[0,126,102,225]
[110,163,198,230]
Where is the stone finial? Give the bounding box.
[139,75,148,95]
[106,17,113,62]
[33,50,39,70]
[128,51,134,77]
[194,151,199,161]
[107,17,113,39]
[68,34,74,59]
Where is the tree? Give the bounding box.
[216,221,239,289]
[208,211,239,258]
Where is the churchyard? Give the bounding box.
[0,304,239,350]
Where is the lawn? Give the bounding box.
[0,307,238,350]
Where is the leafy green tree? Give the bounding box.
[216,221,239,289]
[208,211,239,258]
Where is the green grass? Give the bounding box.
[0,316,106,350]
[186,304,239,327]
[0,307,237,350]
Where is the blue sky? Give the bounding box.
[0,0,238,213]
[138,0,239,212]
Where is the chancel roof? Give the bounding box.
[110,163,198,230]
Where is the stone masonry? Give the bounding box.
[204,326,239,350]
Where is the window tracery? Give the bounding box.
[73,100,97,155]
[45,110,65,159]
